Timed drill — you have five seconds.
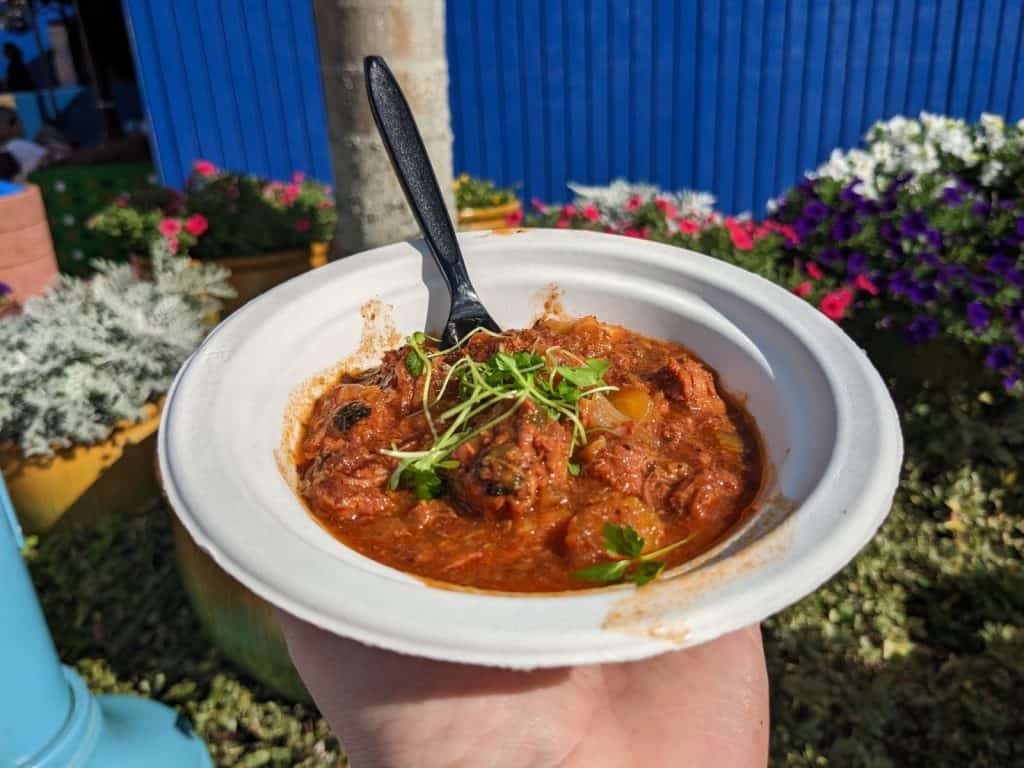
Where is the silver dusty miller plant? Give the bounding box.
[0,241,235,457]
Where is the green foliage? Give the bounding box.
[0,242,234,456]
[453,173,516,210]
[89,163,337,267]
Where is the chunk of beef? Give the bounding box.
[300,449,396,521]
[586,440,655,497]
[299,384,396,464]
[449,400,571,521]
[666,467,742,523]
[650,356,727,415]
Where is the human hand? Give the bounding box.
[278,612,769,768]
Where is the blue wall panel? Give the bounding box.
[124,1,1024,212]
[122,0,332,188]
[447,0,1024,212]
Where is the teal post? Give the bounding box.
[0,475,211,767]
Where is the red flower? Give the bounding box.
[159,218,182,237]
[625,195,643,212]
[556,218,570,228]
[582,204,600,222]
[793,281,812,298]
[777,224,799,244]
[193,159,216,177]
[677,218,700,235]
[806,262,824,280]
[504,209,523,227]
[530,197,548,213]
[561,204,577,218]
[729,227,754,250]
[855,274,879,295]
[184,214,208,236]
[623,226,651,239]
[292,171,305,183]
[281,183,300,205]
[166,235,179,254]
[819,288,853,321]
[655,198,677,220]
[115,196,127,207]
[294,218,311,232]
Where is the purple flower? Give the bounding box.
[1007,269,1024,288]
[880,222,900,243]
[901,212,929,238]
[847,252,869,275]
[999,200,1016,210]
[817,248,843,265]
[905,316,939,344]
[805,200,830,223]
[942,187,963,206]
[890,270,915,296]
[795,218,816,242]
[971,277,998,297]
[1006,303,1024,322]
[1016,321,1024,344]
[0,282,11,297]
[986,253,1016,275]
[839,183,862,204]
[967,301,990,330]
[832,216,862,241]
[909,282,939,305]
[925,229,944,249]
[1017,217,1024,237]
[986,344,1015,370]
[918,251,941,267]
[937,264,969,284]
[971,201,992,218]
[1004,369,1022,390]
[855,199,879,217]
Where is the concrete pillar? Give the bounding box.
[314,0,454,254]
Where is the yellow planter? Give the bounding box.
[214,242,329,314]
[456,199,522,231]
[1,402,163,534]
[171,515,310,702]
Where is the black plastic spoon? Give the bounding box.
[364,55,501,347]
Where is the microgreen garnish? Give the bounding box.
[573,523,693,587]
[380,330,615,499]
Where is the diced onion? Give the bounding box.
[716,431,745,453]
[581,395,630,430]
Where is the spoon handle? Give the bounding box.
[364,55,484,319]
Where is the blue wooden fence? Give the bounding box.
[123,0,1024,212]
[121,0,333,189]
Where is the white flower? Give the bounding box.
[53,180,66,193]
[62,213,75,226]
[71,249,84,261]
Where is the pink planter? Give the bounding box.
[0,185,58,301]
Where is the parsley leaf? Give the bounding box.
[402,465,444,500]
[406,351,425,377]
[573,559,630,584]
[567,461,581,476]
[555,358,611,388]
[603,522,645,558]
[625,560,665,586]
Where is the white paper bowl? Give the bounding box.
[159,229,902,668]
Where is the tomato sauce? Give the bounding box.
[297,317,762,592]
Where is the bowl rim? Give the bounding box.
[159,228,903,668]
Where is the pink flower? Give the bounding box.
[193,160,216,177]
[625,195,643,212]
[623,226,651,239]
[677,218,700,235]
[166,235,179,254]
[655,198,677,219]
[582,205,600,222]
[806,262,824,280]
[819,288,853,321]
[281,183,301,205]
[556,218,570,228]
[729,227,754,250]
[855,274,879,295]
[159,218,182,237]
[294,218,311,232]
[793,281,812,298]
[115,196,127,208]
[292,171,305,183]
[531,197,548,213]
[776,224,799,244]
[184,214,208,236]
[561,204,577,218]
[504,209,523,226]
